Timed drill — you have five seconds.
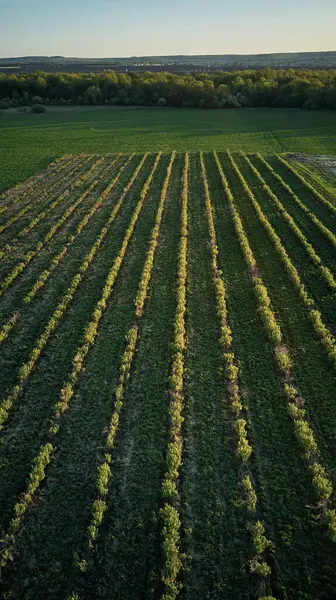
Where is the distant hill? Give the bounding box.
[0,51,335,74]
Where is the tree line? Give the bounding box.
[0,68,336,110]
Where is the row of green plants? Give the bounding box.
[0,154,77,215]
[278,155,336,216]
[65,153,176,600]
[0,155,93,239]
[0,154,127,346]
[0,176,100,295]
[257,154,336,249]
[0,312,18,344]
[221,151,336,542]
[0,155,104,258]
[228,151,336,370]
[0,153,153,432]
[160,153,189,600]
[23,154,132,304]
[209,152,275,597]
[0,156,118,294]
[241,152,336,291]
[0,153,162,570]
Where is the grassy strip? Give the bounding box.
[0,155,77,215]
[201,152,275,595]
[0,154,129,345]
[278,155,336,216]
[160,152,188,600]
[0,158,118,296]
[228,151,336,370]
[65,152,176,600]
[215,151,336,542]
[257,155,336,250]
[0,153,151,433]
[241,152,336,292]
[0,155,94,238]
[0,155,107,258]
[0,153,162,569]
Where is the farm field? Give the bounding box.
[0,149,335,600]
[1,106,336,193]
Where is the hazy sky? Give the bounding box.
[0,0,335,58]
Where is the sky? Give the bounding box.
[0,0,335,58]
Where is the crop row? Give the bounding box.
[0,157,119,297]
[0,154,128,346]
[160,152,189,600]
[0,153,162,570]
[208,152,275,596]
[241,152,336,291]
[23,154,133,304]
[0,154,76,215]
[258,155,336,249]
[278,155,336,216]
[64,153,177,600]
[0,153,152,432]
[227,152,336,370]
[0,155,107,258]
[219,151,336,542]
[0,155,94,238]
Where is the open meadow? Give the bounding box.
[0,138,335,599]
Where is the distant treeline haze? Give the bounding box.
[1,68,336,109]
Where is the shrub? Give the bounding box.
[31,104,47,114]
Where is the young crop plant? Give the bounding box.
[160,152,188,600]
[201,151,275,597]
[277,155,336,216]
[214,150,336,543]
[227,151,336,371]
[0,153,153,433]
[0,152,162,570]
[241,152,336,291]
[257,155,336,249]
[65,152,176,600]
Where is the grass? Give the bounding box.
[0,150,335,599]
[1,106,336,193]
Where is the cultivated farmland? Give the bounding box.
[0,150,335,600]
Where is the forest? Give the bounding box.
[0,68,336,110]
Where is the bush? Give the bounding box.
[31,95,44,105]
[31,104,47,114]
[158,97,168,107]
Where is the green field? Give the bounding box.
[0,148,335,600]
[1,106,336,192]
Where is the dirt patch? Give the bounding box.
[287,153,336,177]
